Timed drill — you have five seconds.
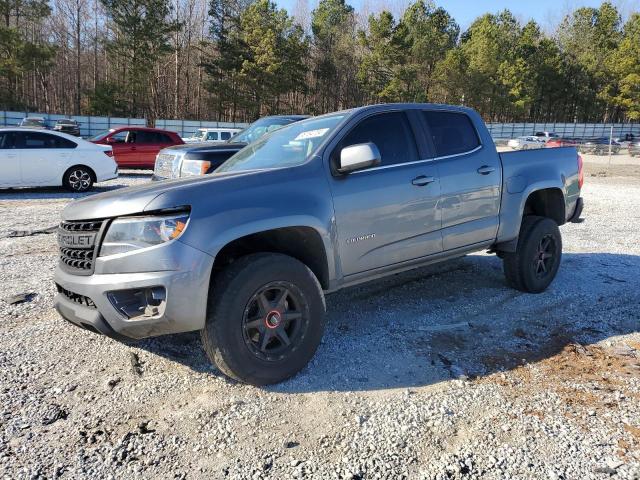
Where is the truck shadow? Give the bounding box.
[134,252,640,392]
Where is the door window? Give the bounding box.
[336,112,418,167]
[205,132,219,141]
[18,131,77,149]
[110,130,129,143]
[220,131,232,140]
[422,111,480,157]
[134,131,155,143]
[156,133,173,143]
[0,132,16,149]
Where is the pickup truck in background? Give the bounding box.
[54,103,584,385]
[152,115,308,180]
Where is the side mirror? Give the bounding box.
[338,142,381,174]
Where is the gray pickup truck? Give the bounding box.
[54,104,584,385]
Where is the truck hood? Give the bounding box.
[61,170,257,221]
[164,141,247,152]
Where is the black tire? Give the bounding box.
[503,216,562,293]
[63,166,94,192]
[201,253,326,385]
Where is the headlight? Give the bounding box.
[180,159,211,178]
[99,213,189,257]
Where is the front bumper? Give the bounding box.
[54,240,214,340]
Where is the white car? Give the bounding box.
[533,131,558,141]
[507,136,546,150]
[183,128,241,143]
[0,128,118,192]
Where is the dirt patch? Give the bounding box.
[483,341,640,460]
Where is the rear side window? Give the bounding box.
[338,112,418,167]
[422,111,480,157]
[0,132,16,149]
[19,132,77,149]
[135,131,156,143]
[220,131,232,140]
[156,133,173,143]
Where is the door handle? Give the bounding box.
[131,146,137,151]
[411,175,436,186]
[477,165,495,175]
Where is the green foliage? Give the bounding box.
[610,14,640,119]
[2,0,638,123]
[238,0,308,114]
[100,0,181,116]
[310,0,359,112]
[0,0,55,109]
[87,82,129,116]
[203,0,308,118]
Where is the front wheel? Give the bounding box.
[503,216,562,293]
[63,166,94,192]
[201,253,326,385]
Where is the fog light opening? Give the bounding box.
[107,287,167,320]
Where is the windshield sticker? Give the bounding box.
[294,128,329,140]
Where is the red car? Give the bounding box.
[546,137,578,148]
[89,127,183,168]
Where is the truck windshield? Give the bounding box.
[231,118,300,144]
[218,114,345,173]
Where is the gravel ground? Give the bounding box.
[0,165,639,479]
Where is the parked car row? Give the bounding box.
[506,131,638,156]
[0,115,310,191]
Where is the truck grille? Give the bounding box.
[154,153,177,180]
[58,220,104,274]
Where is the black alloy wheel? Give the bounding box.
[241,282,309,361]
[201,253,326,385]
[532,234,556,279]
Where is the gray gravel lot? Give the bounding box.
[0,164,639,479]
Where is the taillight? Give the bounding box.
[577,154,584,189]
[104,150,114,157]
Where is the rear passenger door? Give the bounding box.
[328,110,443,276]
[16,131,76,185]
[421,110,501,251]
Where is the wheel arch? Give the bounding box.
[210,225,331,290]
[495,182,566,252]
[522,187,566,226]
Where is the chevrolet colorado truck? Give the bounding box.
[54,104,584,385]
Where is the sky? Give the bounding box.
[278,0,640,30]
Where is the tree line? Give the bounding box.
[1,0,639,123]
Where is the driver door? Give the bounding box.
[107,129,135,167]
[327,111,443,277]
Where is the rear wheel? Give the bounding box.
[503,216,562,293]
[63,166,94,192]
[201,253,326,385]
